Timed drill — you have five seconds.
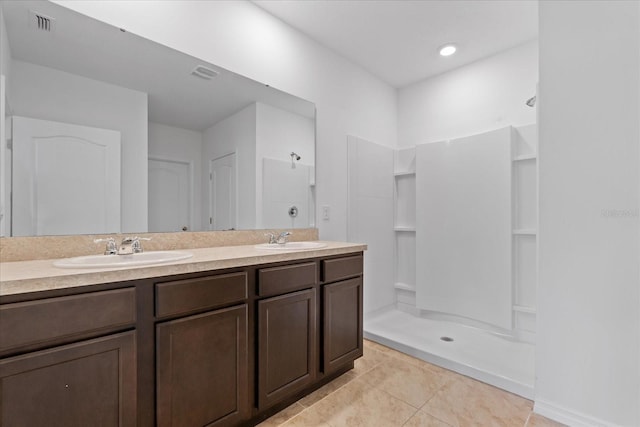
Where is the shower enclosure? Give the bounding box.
[348,124,538,398]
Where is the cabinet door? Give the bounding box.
[258,288,316,410]
[323,278,363,374]
[0,331,136,427]
[156,304,249,427]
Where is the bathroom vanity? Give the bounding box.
[0,242,365,426]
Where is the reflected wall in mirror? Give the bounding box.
[0,0,316,237]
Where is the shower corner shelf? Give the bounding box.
[512,229,537,235]
[394,226,416,232]
[513,305,536,314]
[394,171,416,177]
[513,154,537,162]
[394,282,416,292]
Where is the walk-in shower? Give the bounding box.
[352,123,538,400]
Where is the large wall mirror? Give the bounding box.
[0,0,316,237]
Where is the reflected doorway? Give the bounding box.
[148,158,192,232]
[209,153,236,231]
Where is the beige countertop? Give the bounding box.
[0,241,366,297]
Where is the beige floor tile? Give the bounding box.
[403,410,453,427]
[279,407,332,427]
[388,351,448,375]
[526,413,567,427]
[364,339,446,375]
[310,376,418,427]
[360,357,451,408]
[256,402,306,427]
[364,339,395,354]
[421,376,532,427]
[352,345,393,376]
[298,370,359,407]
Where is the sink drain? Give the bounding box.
[440,336,454,342]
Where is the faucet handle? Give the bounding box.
[264,233,277,244]
[125,236,151,254]
[94,237,117,255]
[277,231,292,244]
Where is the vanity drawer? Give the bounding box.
[155,272,248,318]
[322,255,363,283]
[0,288,136,354]
[258,262,317,297]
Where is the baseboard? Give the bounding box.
[534,399,623,427]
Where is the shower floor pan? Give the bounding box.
[364,308,535,399]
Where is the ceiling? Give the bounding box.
[3,1,314,131]
[253,0,538,88]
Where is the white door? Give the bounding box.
[209,153,236,230]
[11,116,121,236]
[148,158,191,232]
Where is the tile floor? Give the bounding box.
[258,340,565,427]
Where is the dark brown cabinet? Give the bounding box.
[323,277,363,374]
[0,331,137,427]
[257,288,316,410]
[156,304,249,427]
[0,288,136,355]
[0,251,364,427]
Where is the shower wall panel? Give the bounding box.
[415,127,512,330]
[347,136,395,314]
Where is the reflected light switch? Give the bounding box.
[322,205,330,221]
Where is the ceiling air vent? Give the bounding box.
[29,10,56,32]
[191,65,219,81]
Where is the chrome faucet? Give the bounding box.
[118,236,151,255]
[94,236,151,255]
[94,238,118,255]
[265,231,292,245]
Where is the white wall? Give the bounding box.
[255,102,315,228]
[148,122,204,230]
[537,2,639,426]
[398,40,538,146]
[262,158,311,229]
[0,6,11,236]
[255,103,315,164]
[9,60,148,233]
[203,104,256,230]
[53,0,398,242]
[0,75,6,237]
[0,3,11,100]
[347,136,395,314]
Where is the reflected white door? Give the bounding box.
[148,158,191,232]
[11,116,121,236]
[209,153,236,230]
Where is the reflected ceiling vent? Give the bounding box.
[29,10,56,32]
[191,65,220,80]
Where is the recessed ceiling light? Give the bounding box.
[439,44,457,57]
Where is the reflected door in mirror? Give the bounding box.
[11,116,121,236]
[149,158,191,232]
[210,154,236,231]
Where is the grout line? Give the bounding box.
[523,410,533,426]
[277,405,333,427]
[400,407,421,426]
[420,406,456,427]
[295,371,364,412]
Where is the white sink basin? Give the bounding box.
[254,242,327,251]
[53,251,193,269]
